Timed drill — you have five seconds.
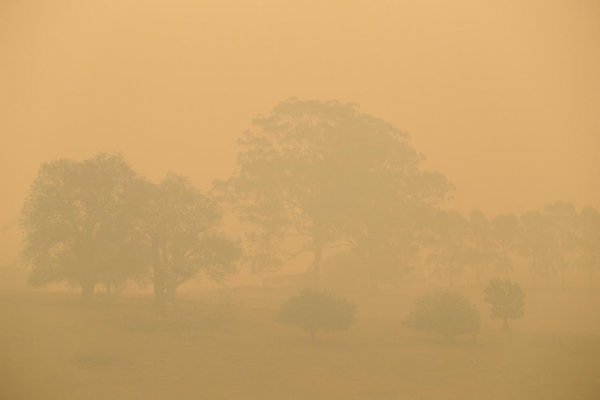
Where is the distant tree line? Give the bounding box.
[413,203,600,289]
[21,99,600,306]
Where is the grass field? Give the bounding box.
[1,286,599,400]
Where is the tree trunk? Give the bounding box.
[105,282,119,297]
[312,236,324,287]
[165,282,178,303]
[81,281,95,302]
[152,232,166,310]
[154,276,166,309]
[503,318,509,331]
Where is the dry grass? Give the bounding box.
[0,286,599,400]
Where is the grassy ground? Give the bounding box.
[0,286,599,400]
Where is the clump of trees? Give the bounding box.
[278,290,356,340]
[420,202,599,289]
[19,97,600,328]
[21,153,240,306]
[404,290,480,340]
[484,278,525,330]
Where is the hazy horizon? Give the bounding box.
[2,1,599,226]
[1,3,599,398]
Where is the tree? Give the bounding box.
[221,98,451,284]
[544,202,580,287]
[467,210,497,285]
[145,173,240,307]
[404,290,480,340]
[21,153,148,300]
[520,210,557,284]
[420,210,498,286]
[423,210,471,286]
[278,290,355,340]
[578,206,600,288]
[490,214,520,279]
[484,278,525,330]
[521,202,578,286]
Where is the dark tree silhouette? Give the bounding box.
[21,153,148,300]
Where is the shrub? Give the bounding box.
[278,290,356,339]
[404,290,480,340]
[484,278,525,330]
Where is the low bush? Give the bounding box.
[278,290,356,340]
[404,290,480,340]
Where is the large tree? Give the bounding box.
[222,99,451,284]
[146,173,240,307]
[21,153,148,299]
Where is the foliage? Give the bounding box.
[221,98,452,284]
[404,290,480,339]
[520,202,578,285]
[484,278,525,328]
[423,210,471,284]
[278,290,356,337]
[144,173,241,305]
[489,214,520,279]
[21,153,148,298]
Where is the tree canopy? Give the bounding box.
[22,153,148,298]
[146,173,241,306]
[484,278,525,329]
[222,98,452,283]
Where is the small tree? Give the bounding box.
[278,290,355,340]
[404,290,480,340]
[484,278,525,330]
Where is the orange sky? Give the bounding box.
[1,0,599,263]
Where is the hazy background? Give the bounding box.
[2,2,600,399]
[1,0,599,266]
